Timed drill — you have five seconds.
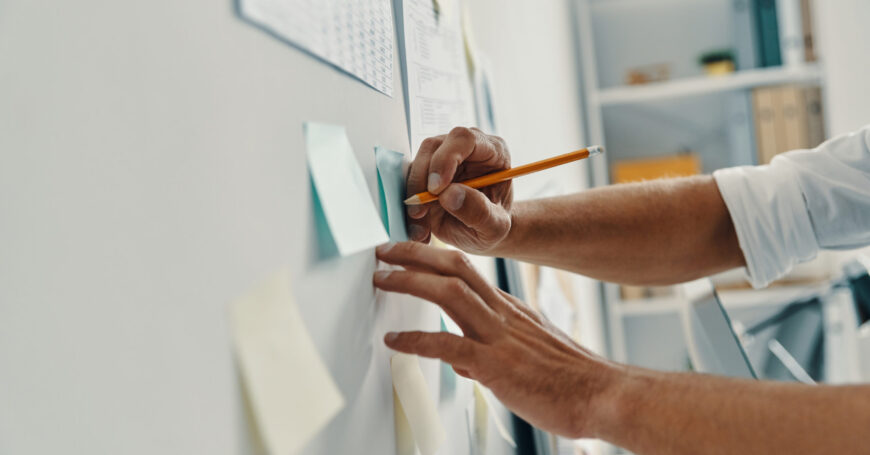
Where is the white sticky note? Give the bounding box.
[306,123,389,256]
[474,382,516,448]
[231,269,345,455]
[391,354,446,455]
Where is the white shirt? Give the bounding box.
[713,125,870,288]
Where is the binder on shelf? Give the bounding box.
[779,86,810,152]
[755,0,782,67]
[776,0,805,68]
[753,87,780,164]
[800,0,817,62]
[733,0,759,70]
[753,84,825,164]
[804,86,825,148]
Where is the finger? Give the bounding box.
[385,331,480,370]
[427,127,486,194]
[376,241,503,305]
[406,136,444,220]
[374,269,499,339]
[437,184,511,240]
[407,221,431,243]
[453,366,472,379]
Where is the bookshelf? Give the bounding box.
[573,0,837,380]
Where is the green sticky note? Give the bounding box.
[305,123,388,256]
[375,147,409,242]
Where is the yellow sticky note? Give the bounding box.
[231,269,344,455]
[391,354,446,455]
[472,381,489,453]
[474,382,516,448]
[393,388,416,455]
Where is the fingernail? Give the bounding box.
[408,224,425,240]
[443,187,465,211]
[427,173,441,192]
[384,332,399,343]
[376,242,395,254]
[407,205,423,217]
[374,270,392,281]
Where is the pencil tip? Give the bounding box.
[404,195,422,205]
[588,145,604,156]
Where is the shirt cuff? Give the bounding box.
[713,164,819,288]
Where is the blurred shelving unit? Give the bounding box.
[572,0,839,380]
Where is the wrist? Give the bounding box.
[482,201,525,257]
[586,365,659,443]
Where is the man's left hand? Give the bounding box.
[373,241,620,439]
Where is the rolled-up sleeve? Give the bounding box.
[713,125,870,288]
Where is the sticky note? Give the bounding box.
[374,147,409,242]
[474,382,516,448]
[472,382,489,453]
[230,269,344,455]
[306,123,389,256]
[391,353,446,455]
[393,388,417,455]
[439,315,458,400]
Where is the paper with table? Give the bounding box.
[397,0,476,155]
[239,0,394,96]
[230,269,344,455]
[306,122,389,256]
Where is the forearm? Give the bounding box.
[593,367,870,455]
[489,176,744,285]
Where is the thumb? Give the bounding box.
[438,184,510,238]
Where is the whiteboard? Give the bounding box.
[0,0,590,453]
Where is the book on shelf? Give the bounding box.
[611,154,701,184]
[776,0,805,67]
[733,0,759,70]
[755,0,782,67]
[800,0,817,62]
[752,84,825,164]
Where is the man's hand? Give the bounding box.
[373,241,619,438]
[406,127,513,254]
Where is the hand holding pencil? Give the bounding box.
[404,127,602,253]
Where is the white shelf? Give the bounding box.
[614,282,830,317]
[595,64,823,107]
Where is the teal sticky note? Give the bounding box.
[374,147,409,242]
[439,312,461,400]
[305,123,389,256]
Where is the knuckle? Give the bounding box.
[449,126,474,141]
[420,137,440,152]
[445,277,471,298]
[448,250,473,273]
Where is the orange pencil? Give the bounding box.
[404,145,604,205]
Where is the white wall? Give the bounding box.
[465,0,591,200]
[815,0,870,136]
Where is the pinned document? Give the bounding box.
[391,353,446,455]
[230,269,344,455]
[397,0,476,155]
[306,123,389,256]
[375,147,409,241]
[239,0,394,96]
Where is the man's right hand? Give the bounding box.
[405,127,514,254]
